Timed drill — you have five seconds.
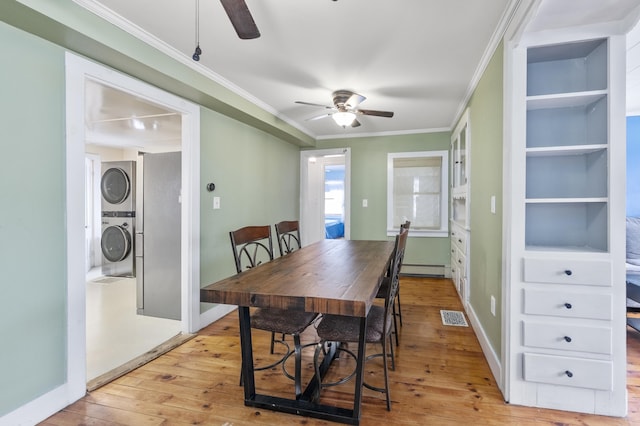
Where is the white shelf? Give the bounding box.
[527,91,607,110]
[526,145,607,156]
[524,245,608,253]
[526,198,608,203]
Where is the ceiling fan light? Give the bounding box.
[332,111,356,127]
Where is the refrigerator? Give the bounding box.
[135,152,181,320]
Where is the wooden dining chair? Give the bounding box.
[312,228,407,411]
[229,225,318,398]
[274,220,302,256]
[377,220,410,345]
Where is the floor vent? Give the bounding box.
[440,310,468,327]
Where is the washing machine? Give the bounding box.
[101,161,136,212]
[101,212,135,277]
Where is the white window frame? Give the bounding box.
[387,150,449,237]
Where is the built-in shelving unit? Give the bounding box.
[505,34,627,417]
[450,109,470,302]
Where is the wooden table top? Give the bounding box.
[200,239,395,317]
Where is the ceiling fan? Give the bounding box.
[220,0,260,39]
[295,90,394,128]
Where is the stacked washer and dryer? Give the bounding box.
[100,161,136,277]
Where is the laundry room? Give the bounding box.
[84,79,185,385]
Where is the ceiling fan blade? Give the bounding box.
[306,113,332,121]
[219,0,260,39]
[295,101,335,109]
[357,109,394,118]
[351,119,361,128]
[345,93,366,109]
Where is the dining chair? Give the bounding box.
[229,225,318,398]
[274,220,302,256]
[312,227,407,411]
[377,220,410,345]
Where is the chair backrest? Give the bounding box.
[229,225,274,274]
[386,222,410,276]
[398,221,409,272]
[274,220,301,256]
[385,227,408,319]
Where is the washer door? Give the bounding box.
[101,167,131,205]
[101,225,132,262]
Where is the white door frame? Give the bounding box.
[64,53,201,395]
[300,148,351,245]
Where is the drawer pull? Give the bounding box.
[563,336,572,343]
[564,303,572,309]
[565,370,573,378]
[564,270,572,276]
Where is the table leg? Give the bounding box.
[352,316,367,421]
[238,307,255,400]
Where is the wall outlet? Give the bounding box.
[490,295,496,316]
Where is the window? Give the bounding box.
[387,150,449,237]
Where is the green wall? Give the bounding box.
[0,21,67,415]
[466,42,504,354]
[199,109,301,289]
[315,132,451,267]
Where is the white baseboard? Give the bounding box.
[464,302,504,395]
[0,383,81,426]
[199,303,236,329]
[401,264,446,277]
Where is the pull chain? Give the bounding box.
[192,0,202,61]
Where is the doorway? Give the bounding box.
[65,53,201,392]
[300,148,351,245]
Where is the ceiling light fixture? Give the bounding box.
[192,0,202,61]
[332,111,356,128]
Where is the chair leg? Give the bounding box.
[270,331,276,354]
[382,336,391,411]
[392,301,400,347]
[312,342,324,401]
[388,332,395,371]
[396,287,403,327]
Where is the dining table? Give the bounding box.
[200,238,396,425]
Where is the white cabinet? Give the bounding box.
[450,109,470,302]
[505,33,627,417]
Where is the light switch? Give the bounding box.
[490,195,496,214]
[213,196,220,209]
[362,199,368,207]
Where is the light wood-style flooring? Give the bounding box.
[42,277,640,425]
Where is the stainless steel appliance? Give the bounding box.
[136,152,181,320]
[101,161,136,212]
[101,212,135,277]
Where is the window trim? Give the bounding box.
[386,150,449,237]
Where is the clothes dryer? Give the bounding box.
[101,211,135,277]
[101,161,136,212]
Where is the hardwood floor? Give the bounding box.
[42,277,640,425]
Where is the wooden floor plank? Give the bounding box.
[41,277,640,425]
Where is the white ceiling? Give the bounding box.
[77,0,640,147]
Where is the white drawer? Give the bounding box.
[455,249,466,277]
[523,258,611,287]
[451,227,466,253]
[523,289,612,320]
[523,321,612,354]
[523,352,612,390]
